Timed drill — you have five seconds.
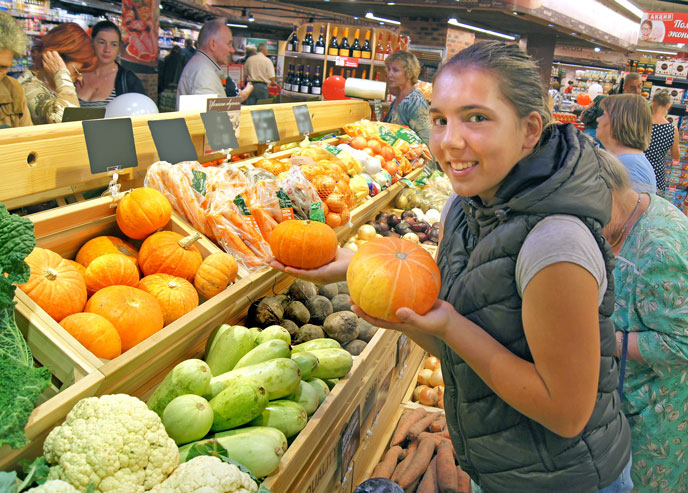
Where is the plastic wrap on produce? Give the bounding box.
[279,165,324,221]
[244,167,294,242]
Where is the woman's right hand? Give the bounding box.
[42,51,68,77]
[268,247,354,285]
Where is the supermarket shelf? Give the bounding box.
[285,51,326,61]
[647,74,688,85]
[285,50,385,67]
[281,89,322,99]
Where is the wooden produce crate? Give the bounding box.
[0,302,103,470]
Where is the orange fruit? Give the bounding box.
[381,146,395,162]
[350,136,368,150]
[367,139,382,155]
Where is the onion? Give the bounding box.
[424,356,441,371]
[417,368,433,386]
[344,240,358,252]
[413,384,429,401]
[429,369,444,388]
[357,224,377,241]
[436,386,445,409]
[403,232,420,244]
[418,387,439,407]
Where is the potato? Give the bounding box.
[307,295,333,325]
[343,339,367,356]
[289,280,318,302]
[336,281,349,295]
[357,318,378,343]
[272,294,291,309]
[317,283,339,299]
[285,301,310,325]
[246,296,283,327]
[323,311,359,344]
[295,324,325,343]
[331,294,352,313]
[281,319,299,338]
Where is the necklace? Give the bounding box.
[609,194,641,248]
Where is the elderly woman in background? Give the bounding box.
[644,89,680,195]
[598,149,688,491]
[596,94,656,193]
[0,12,32,127]
[18,22,97,124]
[383,50,431,148]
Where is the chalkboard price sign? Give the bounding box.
[201,111,240,151]
[82,118,138,175]
[292,105,314,135]
[251,109,281,144]
[148,118,197,164]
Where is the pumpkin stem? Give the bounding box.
[179,232,201,249]
[395,252,408,260]
[44,267,59,280]
[167,281,178,289]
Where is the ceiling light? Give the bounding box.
[638,48,678,55]
[365,12,401,25]
[387,2,396,4]
[248,13,254,22]
[571,32,577,35]
[594,47,601,52]
[227,23,247,28]
[548,23,555,27]
[613,0,643,20]
[447,18,516,40]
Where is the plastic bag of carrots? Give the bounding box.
[244,167,294,243]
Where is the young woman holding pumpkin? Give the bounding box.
[270,41,632,492]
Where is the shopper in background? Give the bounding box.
[563,79,574,94]
[180,38,196,64]
[597,149,688,491]
[18,22,97,124]
[548,80,562,112]
[0,11,32,127]
[622,72,643,95]
[644,89,679,195]
[239,44,256,65]
[383,50,432,148]
[76,20,145,109]
[159,45,185,93]
[597,94,656,193]
[243,43,277,105]
[271,40,632,492]
[176,19,252,109]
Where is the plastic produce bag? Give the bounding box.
[278,165,325,221]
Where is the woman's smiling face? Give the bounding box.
[429,67,542,202]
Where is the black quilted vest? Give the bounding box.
[436,124,631,492]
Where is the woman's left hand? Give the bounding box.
[351,300,457,341]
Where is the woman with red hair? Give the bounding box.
[18,22,97,124]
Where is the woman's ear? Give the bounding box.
[522,111,543,150]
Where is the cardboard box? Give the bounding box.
[655,60,673,76]
[672,59,688,78]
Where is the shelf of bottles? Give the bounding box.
[282,22,405,100]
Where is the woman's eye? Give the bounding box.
[468,114,487,123]
[431,116,447,126]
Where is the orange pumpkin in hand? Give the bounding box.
[270,219,337,269]
[347,237,441,322]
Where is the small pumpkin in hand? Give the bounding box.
[84,253,140,296]
[75,236,138,267]
[270,219,338,270]
[85,285,164,351]
[138,231,203,282]
[19,247,87,322]
[59,312,122,359]
[116,188,172,240]
[138,273,199,325]
[193,252,238,299]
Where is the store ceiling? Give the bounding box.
[635,0,688,12]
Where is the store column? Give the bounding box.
[522,33,555,90]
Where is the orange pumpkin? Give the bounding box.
[270,219,338,269]
[75,236,138,267]
[64,259,86,278]
[116,187,172,240]
[19,247,87,322]
[138,273,199,325]
[346,237,441,322]
[59,312,122,359]
[84,285,164,351]
[84,253,140,295]
[193,252,238,299]
[138,231,203,282]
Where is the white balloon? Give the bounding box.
[588,82,604,101]
[105,93,159,118]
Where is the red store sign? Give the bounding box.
[641,11,688,44]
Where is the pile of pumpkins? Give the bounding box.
[18,188,240,360]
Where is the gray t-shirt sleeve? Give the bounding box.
[516,215,607,306]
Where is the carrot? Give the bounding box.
[404,475,422,493]
[436,439,459,493]
[371,445,403,480]
[397,436,436,488]
[391,440,418,483]
[417,456,439,493]
[456,466,471,493]
[408,413,442,441]
[430,416,446,433]
[391,407,427,446]
[417,432,451,448]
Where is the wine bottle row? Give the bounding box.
[283,64,323,95]
[286,25,405,61]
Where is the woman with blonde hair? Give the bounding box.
[644,89,680,194]
[0,12,32,126]
[383,50,431,147]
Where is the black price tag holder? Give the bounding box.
[147,118,198,164]
[251,108,281,146]
[292,104,314,136]
[201,111,240,152]
[82,118,138,176]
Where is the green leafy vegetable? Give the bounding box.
[0,471,18,493]
[16,457,49,491]
[0,202,51,450]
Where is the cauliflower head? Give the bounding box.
[150,456,257,493]
[26,480,79,493]
[44,394,178,493]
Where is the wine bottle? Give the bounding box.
[339,28,351,57]
[328,66,334,77]
[345,69,351,79]
[314,26,326,55]
[361,69,367,80]
[287,26,298,52]
[292,65,302,93]
[361,31,372,59]
[328,27,339,56]
[285,64,294,91]
[351,29,362,58]
[311,66,322,95]
[375,34,385,62]
[301,25,314,54]
[383,35,392,60]
[300,66,312,94]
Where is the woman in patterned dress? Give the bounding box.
[599,149,688,492]
[644,89,680,195]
